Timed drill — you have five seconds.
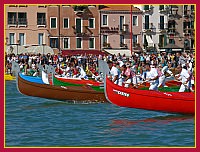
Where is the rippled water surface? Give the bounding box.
[5,81,195,147]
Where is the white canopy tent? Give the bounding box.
[104,49,132,57]
[6,45,54,55]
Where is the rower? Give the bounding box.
[145,63,159,91]
[121,63,133,88]
[157,63,173,88]
[175,64,191,92]
[107,60,120,85]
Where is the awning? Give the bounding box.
[25,46,54,54]
[61,50,108,56]
[146,35,154,47]
[104,49,131,56]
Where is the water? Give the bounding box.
[5,80,195,147]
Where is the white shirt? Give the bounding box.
[146,68,159,83]
[110,66,119,81]
[179,68,190,84]
[162,66,172,76]
[79,67,87,78]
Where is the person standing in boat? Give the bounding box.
[157,63,173,88]
[107,60,120,85]
[175,65,190,92]
[145,63,159,91]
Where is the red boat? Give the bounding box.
[104,77,195,114]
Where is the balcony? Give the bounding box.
[37,18,46,26]
[18,18,27,26]
[183,33,191,37]
[159,5,169,13]
[103,42,111,48]
[120,43,128,48]
[143,23,155,33]
[84,26,93,34]
[73,5,87,15]
[119,24,129,34]
[132,42,140,48]
[158,23,168,31]
[101,27,119,34]
[143,5,153,13]
[72,25,93,36]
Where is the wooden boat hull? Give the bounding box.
[104,77,195,114]
[18,73,107,102]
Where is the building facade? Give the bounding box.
[135,4,195,53]
[5,4,195,55]
[5,5,50,54]
[100,5,143,56]
[47,5,100,54]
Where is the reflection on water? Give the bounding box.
[22,100,105,110]
[109,115,194,132]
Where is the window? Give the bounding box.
[37,13,46,25]
[38,33,43,45]
[169,39,175,44]
[191,5,195,11]
[63,38,70,49]
[119,16,124,31]
[132,16,138,26]
[19,33,25,46]
[132,35,138,47]
[159,5,164,10]
[102,15,107,26]
[159,35,164,47]
[144,5,149,10]
[50,38,58,48]
[89,38,95,49]
[9,33,15,44]
[103,35,107,43]
[144,15,149,29]
[76,18,82,33]
[63,18,69,28]
[184,39,190,49]
[160,16,164,29]
[89,18,95,28]
[50,17,57,28]
[8,12,17,25]
[18,12,27,25]
[103,35,108,47]
[76,38,82,48]
[191,21,194,29]
[120,35,124,44]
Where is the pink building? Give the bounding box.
[100,5,143,56]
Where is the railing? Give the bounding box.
[37,18,46,25]
[103,42,111,48]
[143,23,154,30]
[120,43,128,48]
[158,23,168,30]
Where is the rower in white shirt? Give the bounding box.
[145,63,159,91]
[175,64,191,92]
[157,63,173,88]
[107,60,120,85]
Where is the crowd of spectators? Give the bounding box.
[5,51,195,81]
